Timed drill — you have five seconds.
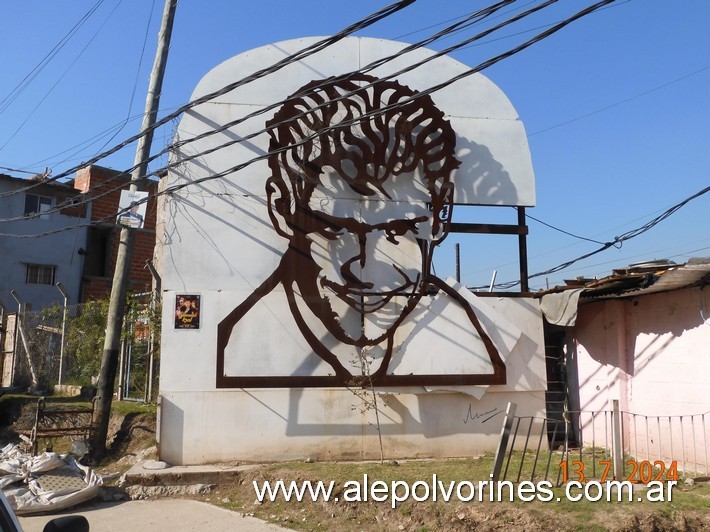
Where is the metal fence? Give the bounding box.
[620,411,708,479]
[5,302,82,390]
[118,291,160,402]
[1,294,159,402]
[492,401,709,485]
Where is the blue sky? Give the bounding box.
[1,0,708,291]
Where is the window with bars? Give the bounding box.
[26,264,56,285]
[24,194,52,219]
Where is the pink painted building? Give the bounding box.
[542,259,710,475]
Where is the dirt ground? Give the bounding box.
[197,463,710,532]
[0,396,159,477]
[121,419,709,532]
[3,400,709,531]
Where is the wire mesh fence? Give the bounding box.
[9,302,83,390]
[3,293,159,402]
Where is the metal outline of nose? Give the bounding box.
[339,234,374,290]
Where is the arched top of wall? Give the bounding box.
[179,36,536,207]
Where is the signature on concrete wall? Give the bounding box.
[463,405,501,424]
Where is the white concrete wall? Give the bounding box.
[158,389,545,464]
[158,37,545,465]
[159,292,547,464]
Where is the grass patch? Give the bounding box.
[197,454,710,531]
[108,400,156,416]
[0,393,155,416]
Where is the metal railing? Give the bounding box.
[492,401,709,485]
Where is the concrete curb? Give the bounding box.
[123,461,260,487]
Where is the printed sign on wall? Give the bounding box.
[117,190,148,229]
[175,294,200,330]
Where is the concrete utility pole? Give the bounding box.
[91,0,177,462]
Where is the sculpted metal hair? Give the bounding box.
[216,73,506,388]
[265,74,460,237]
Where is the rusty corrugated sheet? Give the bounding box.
[540,258,710,301]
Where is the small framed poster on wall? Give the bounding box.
[174,294,200,330]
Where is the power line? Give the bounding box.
[14,0,700,295]
[0,166,37,175]
[0,0,605,225]
[0,0,520,210]
[524,210,608,246]
[528,65,710,136]
[473,184,710,290]
[392,0,536,42]
[124,0,527,200]
[463,189,710,280]
[456,0,628,54]
[0,0,105,114]
[19,104,184,172]
[97,0,613,225]
[0,0,416,201]
[0,0,618,235]
[1,0,697,297]
[100,0,555,207]
[125,0,524,193]
[154,0,611,197]
[546,240,710,282]
[0,0,428,223]
[0,1,123,152]
[1,0,559,207]
[92,0,157,157]
[5,0,506,177]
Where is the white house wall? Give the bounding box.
[158,37,545,464]
[159,291,546,463]
[158,389,545,464]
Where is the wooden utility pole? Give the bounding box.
[91,0,177,462]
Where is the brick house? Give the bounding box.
[73,164,158,301]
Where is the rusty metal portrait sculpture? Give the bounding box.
[216,74,506,388]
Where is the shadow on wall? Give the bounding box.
[164,109,285,289]
[574,288,707,377]
[280,387,513,442]
[453,134,519,205]
[632,287,707,336]
[164,133,520,294]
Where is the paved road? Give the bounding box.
[19,499,285,532]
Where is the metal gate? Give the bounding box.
[492,401,709,485]
[118,292,159,402]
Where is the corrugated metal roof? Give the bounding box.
[541,258,710,300]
